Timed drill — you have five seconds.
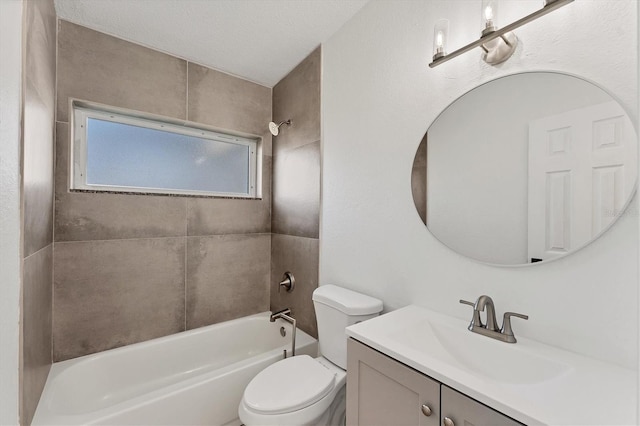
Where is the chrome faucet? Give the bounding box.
[475,295,498,331]
[270,308,296,357]
[460,295,528,343]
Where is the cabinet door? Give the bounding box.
[347,338,440,426]
[441,385,524,426]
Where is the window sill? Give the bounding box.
[69,188,264,201]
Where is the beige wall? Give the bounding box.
[53,21,273,361]
[21,0,56,423]
[270,47,322,337]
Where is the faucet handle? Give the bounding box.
[501,312,529,339]
[459,299,483,328]
[278,272,295,293]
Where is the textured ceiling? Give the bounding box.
[54,0,369,87]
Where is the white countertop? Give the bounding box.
[346,305,636,425]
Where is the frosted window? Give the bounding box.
[72,105,258,197]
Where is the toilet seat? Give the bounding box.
[243,355,336,414]
[239,356,347,426]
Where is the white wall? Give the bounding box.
[321,0,638,370]
[0,0,23,424]
[637,3,640,419]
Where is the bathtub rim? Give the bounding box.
[33,311,317,425]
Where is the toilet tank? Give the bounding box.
[312,285,383,369]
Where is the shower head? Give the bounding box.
[268,119,291,136]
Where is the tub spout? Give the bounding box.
[270,308,291,322]
[270,308,296,357]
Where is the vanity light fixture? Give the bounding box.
[429,0,574,68]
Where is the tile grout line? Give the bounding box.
[272,232,319,242]
[54,235,188,244]
[52,16,61,365]
[53,232,274,245]
[23,242,53,262]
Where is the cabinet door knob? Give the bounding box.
[443,417,455,426]
[421,404,432,416]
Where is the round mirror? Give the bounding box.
[412,72,637,265]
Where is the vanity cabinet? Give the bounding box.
[441,385,522,426]
[346,338,440,425]
[347,338,523,426]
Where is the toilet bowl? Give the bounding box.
[238,355,346,425]
[238,285,383,425]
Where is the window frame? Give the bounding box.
[70,101,259,198]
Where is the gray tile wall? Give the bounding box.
[186,234,271,329]
[188,63,273,155]
[22,247,52,426]
[270,234,320,337]
[56,21,187,122]
[21,0,57,424]
[270,47,322,337]
[53,21,273,361]
[53,238,186,360]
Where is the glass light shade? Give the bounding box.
[432,19,449,60]
[481,0,498,35]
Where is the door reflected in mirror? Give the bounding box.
[412,72,637,266]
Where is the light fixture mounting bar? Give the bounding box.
[429,0,573,68]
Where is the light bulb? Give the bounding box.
[436,31,444,49]
[484,5,493,22]
[481,0,497,34]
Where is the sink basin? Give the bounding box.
[391,313,571,385]
[427,319,571,384]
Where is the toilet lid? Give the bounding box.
[243,355,336,415]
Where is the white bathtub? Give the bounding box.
[32,312,317,425]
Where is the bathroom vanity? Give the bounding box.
[347,338,521,425]
[345,305,636,425]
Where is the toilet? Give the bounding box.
[238,285,383,425]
